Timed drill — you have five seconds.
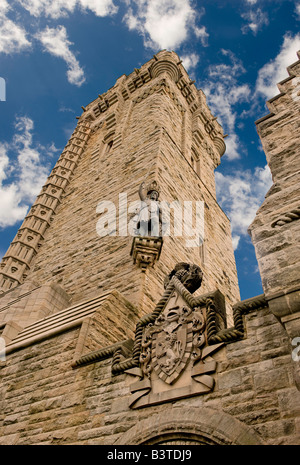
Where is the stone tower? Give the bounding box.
[249,50,300,383]
[0,51,299,446]
[0,50,239,320]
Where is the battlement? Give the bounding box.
[249,49,300,318]
[256,50,300,125]
[80,50,226,160]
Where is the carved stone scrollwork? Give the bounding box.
[73,266,267,392]
[127,290,224,407]
[139,304,208,385]
[125,263,226,408]
[139,304,194,384]
[271,205,300,228]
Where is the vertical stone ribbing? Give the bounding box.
[0,121,92,294]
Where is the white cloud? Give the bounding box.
[256,32,300,99]
[17,0,118,18]
[232,235,240,251]
[35,26,85,86]
[181,53,199,72]
[222,134,241,161]
[0,116,57,229]
[215,164,273,249]
[202,50,251,160]
[59,106,76,113]
[241,8,269,35]
[123,0,207,50]
[0,145,10,184]
[0,0,206,85]
[79,0,118,16]
[0,0,118,82]
[208,49,246,80]
[296,2,300,19]
[193,25,209,45]
[0,0,31,54]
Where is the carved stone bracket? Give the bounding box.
[130,236,163,272]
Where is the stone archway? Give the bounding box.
[115,406,264,445]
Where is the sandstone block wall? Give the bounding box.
[0,299,299,445]
[0,51,239,323]
[0,281,71,335]
[249,51,300,383]
[1,50,299,447]
[249,52,300,302]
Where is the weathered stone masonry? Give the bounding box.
[0,51,240,318]
[0,50,299,445]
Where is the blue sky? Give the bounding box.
[0,0,299,301]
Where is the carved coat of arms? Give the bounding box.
[126,263,225,409]
[141,296,206,385]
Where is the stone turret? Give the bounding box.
[0,50,239,325]
[249,50,300,347]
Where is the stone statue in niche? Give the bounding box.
[134,181,162,237]
[129,180,165,271]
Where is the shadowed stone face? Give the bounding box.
[164,262,203,294]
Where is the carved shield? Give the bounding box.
[151,321,193,384]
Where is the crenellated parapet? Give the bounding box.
[256,50,300,128]
[80,51,226,173]
[0,50,240,316]
[249,50,300,350]
[0,120,92,294]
